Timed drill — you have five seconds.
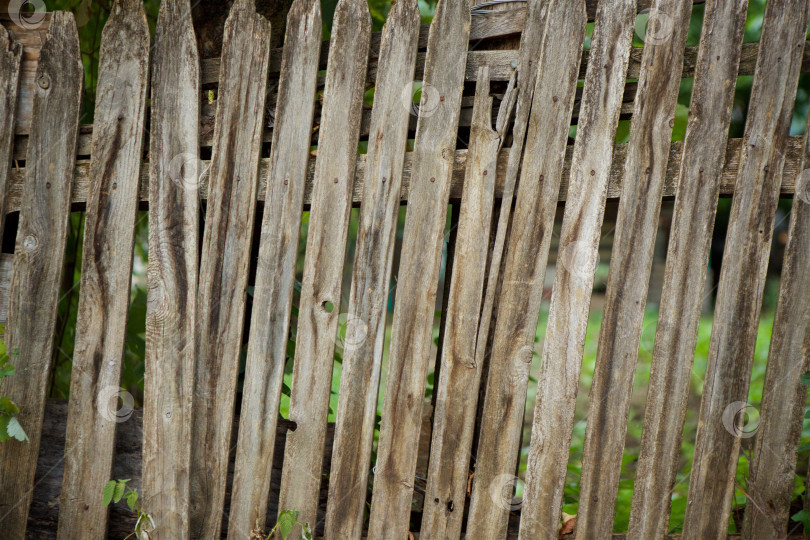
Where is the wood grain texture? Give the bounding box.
[57,2,150,538]
[627,1,749,537]
[142,1,200,538]
[517,1,636,538]
[0,12,82,539]
[742,129,810,540]
[466,3,588,539]
[323,1,420,538]
[420,67,500,540]
[229,0,321,536]
[574,1,692,537]
[188,1,271,536]
[366,0,472,537]
[276,0,370,533]
[683,1,810,537]
[0,25,21,244]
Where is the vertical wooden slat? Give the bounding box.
[516,1,636,538]
[627,1,749,537]
[189,0,271,536]
[277,0,370,532]
[574,1,692,537]
[229,0,321,535]
[0,25,22,240]
[466,2,588,538]
[323,1,420,537]
[0,12,82,538]
[142,0,200,537]
[683,1,810,537]
[57,1,150,537]
[742,136,810,539]
[366,0,471,537]
[420,66,500,540]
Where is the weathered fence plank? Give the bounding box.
[683,1,810,537]
[189,1,271,536]
[0,25,21,243]
[229,0,321,536]
[466,2,587,538]
[517,1,636,538]
[57,1,150,538]
[142,1,200,538]
[742,129,810,539]
[627,0,749,536]
[420,67,500,540]
[367,0,472,537]
[277,0,370,533]
[0,12,82,538]
[323,1,419,537]
[575,1,692,537]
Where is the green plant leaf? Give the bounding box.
[125,490,138,511]
[0,396,19,415]
[798,441,810,453]
[278,510,297,539]
[792,508,810,532]
[0,415,10,442]
[113,481,127,503]
[6,417,26,441]
[802,371,810,386]
[103,480,117,506]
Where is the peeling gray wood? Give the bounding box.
[516,1,636,538]
[229,0,321,536]
[627,1,749,537]
[421,67,500,540]
[574,1,692,538]
[742,138,810,540]
[57,1,150,538]
[0,12,82,539]
[465,2,588,538]
[188,1,271,536]
[367,0,472,537]
[276,0,370,533]
[142,1,200,538]
[323,1,419,538]
[0,25,21,244]
[683,1,810,537]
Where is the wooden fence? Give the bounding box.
[0,0,809,538]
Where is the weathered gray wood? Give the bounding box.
[0,12,82,539]
[465,2,587,539]
[683,1,810,537]
[323,1,419,538]
[420,67,500,540]
[0,25,21,244]
[188,1,271,536]
[57,2,150,538]
[628,1,749,537]
[276,0,370,533]
[366,0,472,537]
[142,1,200,538]
[228,0,321,536]
[517,1,636,538]
[742,129,810,540]
[574,1,692,537]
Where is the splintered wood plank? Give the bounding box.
[743,157,810,539]
[466,2,588,538]
[228,0,321,536]
[683,1,810,537]
[574,1,692,537]
[323,1,419,537]
[57,2,149,538]
[0,12,82,539]
[420,67,500,540]
[627,1,748,537]
[0,25,21,242]
[277,0,370,532]
[516,1,636,538]
[188,1,271,536]
[367,0,472,537]
[142,1,200,538]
